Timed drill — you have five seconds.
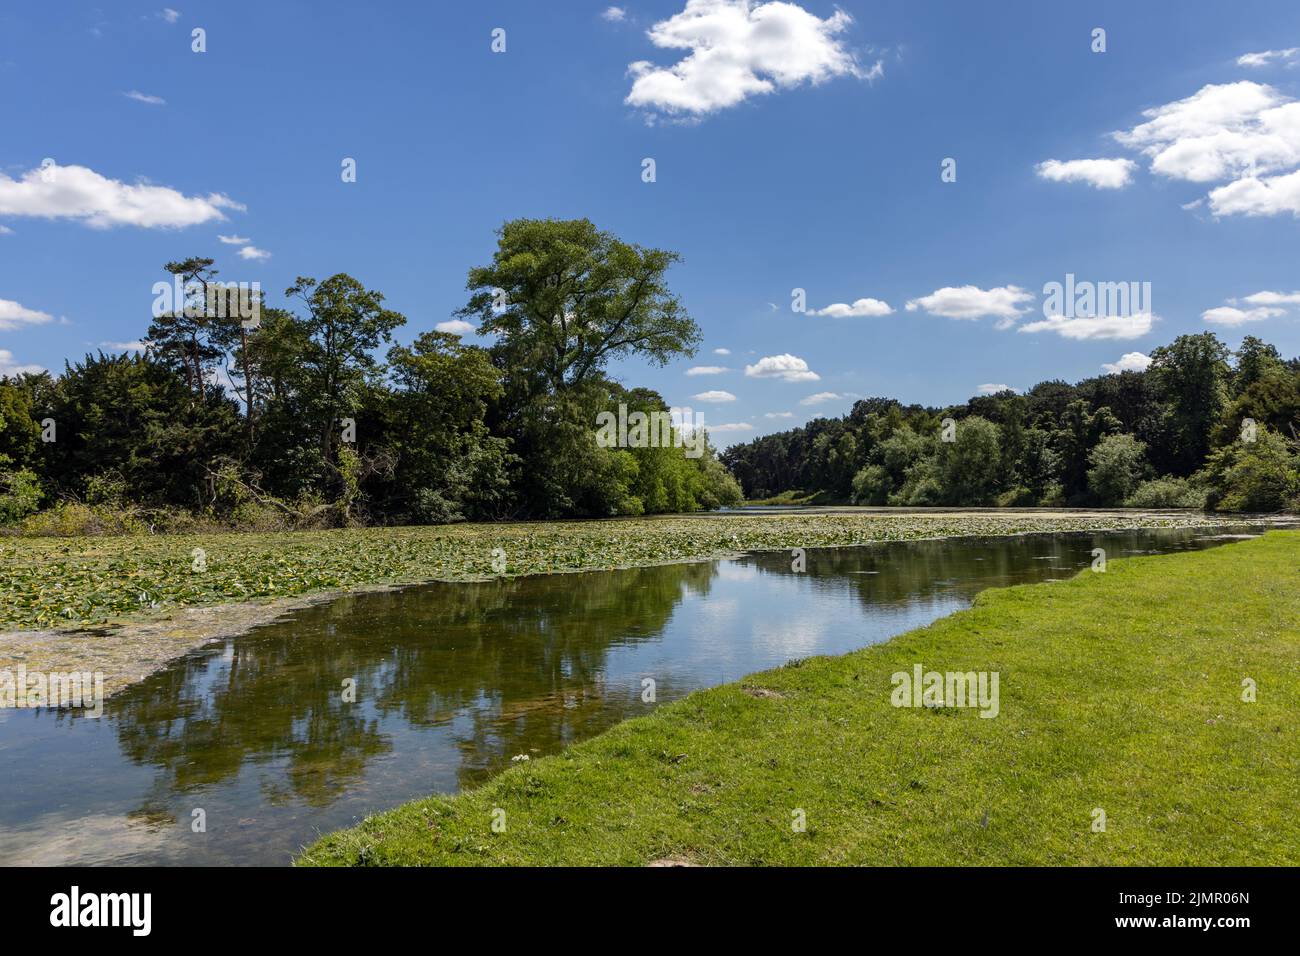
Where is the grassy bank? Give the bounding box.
[0,511,1217,631]
[298,531,1300,866]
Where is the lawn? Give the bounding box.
[298,531,1300,866]
[0,511,1215,630]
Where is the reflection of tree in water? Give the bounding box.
[369,560,715,788]
[108,559,716,809]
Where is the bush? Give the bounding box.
[995,486,1038,507]
[1086,433,1148,505]
[851,464,891,505]
[0,467,42,525]
[19,501,149,537]
[1124,476,1208,509]
[1201,428,1300,512]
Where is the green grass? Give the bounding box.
[0,512,1214,630]
[298,531,1300,866]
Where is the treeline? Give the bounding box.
[0,219,741,533]
[723,333,1300,512]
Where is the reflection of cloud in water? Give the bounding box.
[0,810,183,866]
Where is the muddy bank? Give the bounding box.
[0,586,401,700]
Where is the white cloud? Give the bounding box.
[1242,289,1300,305]
[1035,158,1136,190]
[1201,305,1285,326]
[99,340,148,352]
[217,234,250,245]
[625,0,876,119]
[905,285,1034,322]
[809,296,893,317]
[1112,82,1300,182]
[0,225,12,235]
[1237,48,1298,68]
[123,90,166,106]
[800,391,840,405]
[236,245,271,261]
[601,6,627,21]
[692,389,737,402]
[1206,168,1300,217]
[435,319,476,335]
[1018,312,1154,340]
[706,422,755,433]
[764,411,793,418]
[713,347,731,355]
[744,353,820,382]
[686,365,729,375]
[1102,351,1152,374]
[0,299,54,331]
[160,8,181,24]
[976,383,1018,395]
[0,162,242,229]
[0,350,44,377]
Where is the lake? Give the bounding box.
[0,524,1274,865]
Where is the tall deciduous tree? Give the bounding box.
[456,218,701,396]
[285,274,406,466]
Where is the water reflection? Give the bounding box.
[0,526,1271,865]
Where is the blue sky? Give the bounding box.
[2,0,1299,445]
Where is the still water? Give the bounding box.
[0,526,1270,865]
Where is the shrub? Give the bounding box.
[1200,428,1300,512]
[1124,476,1208,509]
[1086,433,1148,505]
[0,467,42,525]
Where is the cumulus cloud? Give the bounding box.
[625,0,877,119]
[99,340,148,352]
[706,422,755,433]
[713,347,731,355]
[764,411,793,418]
[0,350,44,377]
[1102,351,1152,374]
[686,365,729,375]
[217,234,250,245]
[0,225,11,235]
[1201,305,1285,326]
[1242,289,1300,305]
[1035,158,1136,189]
[435,319,476,335]
[0,299,54,331]
[0,162,242,229]
[905,285,1034,322]
[160,8,181,24]
[602,6,627,21]
[692,389,737,402]
[123,90,166,106]
[799,391,840,405]
[976,383,1018,395]
[1206,168,1300,217]
[744,353,820,382]
[1237,48,1298,68]
[1112,82,1300,182]
[809,296,893,317]
[236,244,271,261]
[1095,80,1300,218]
[1018,312,1154,340]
